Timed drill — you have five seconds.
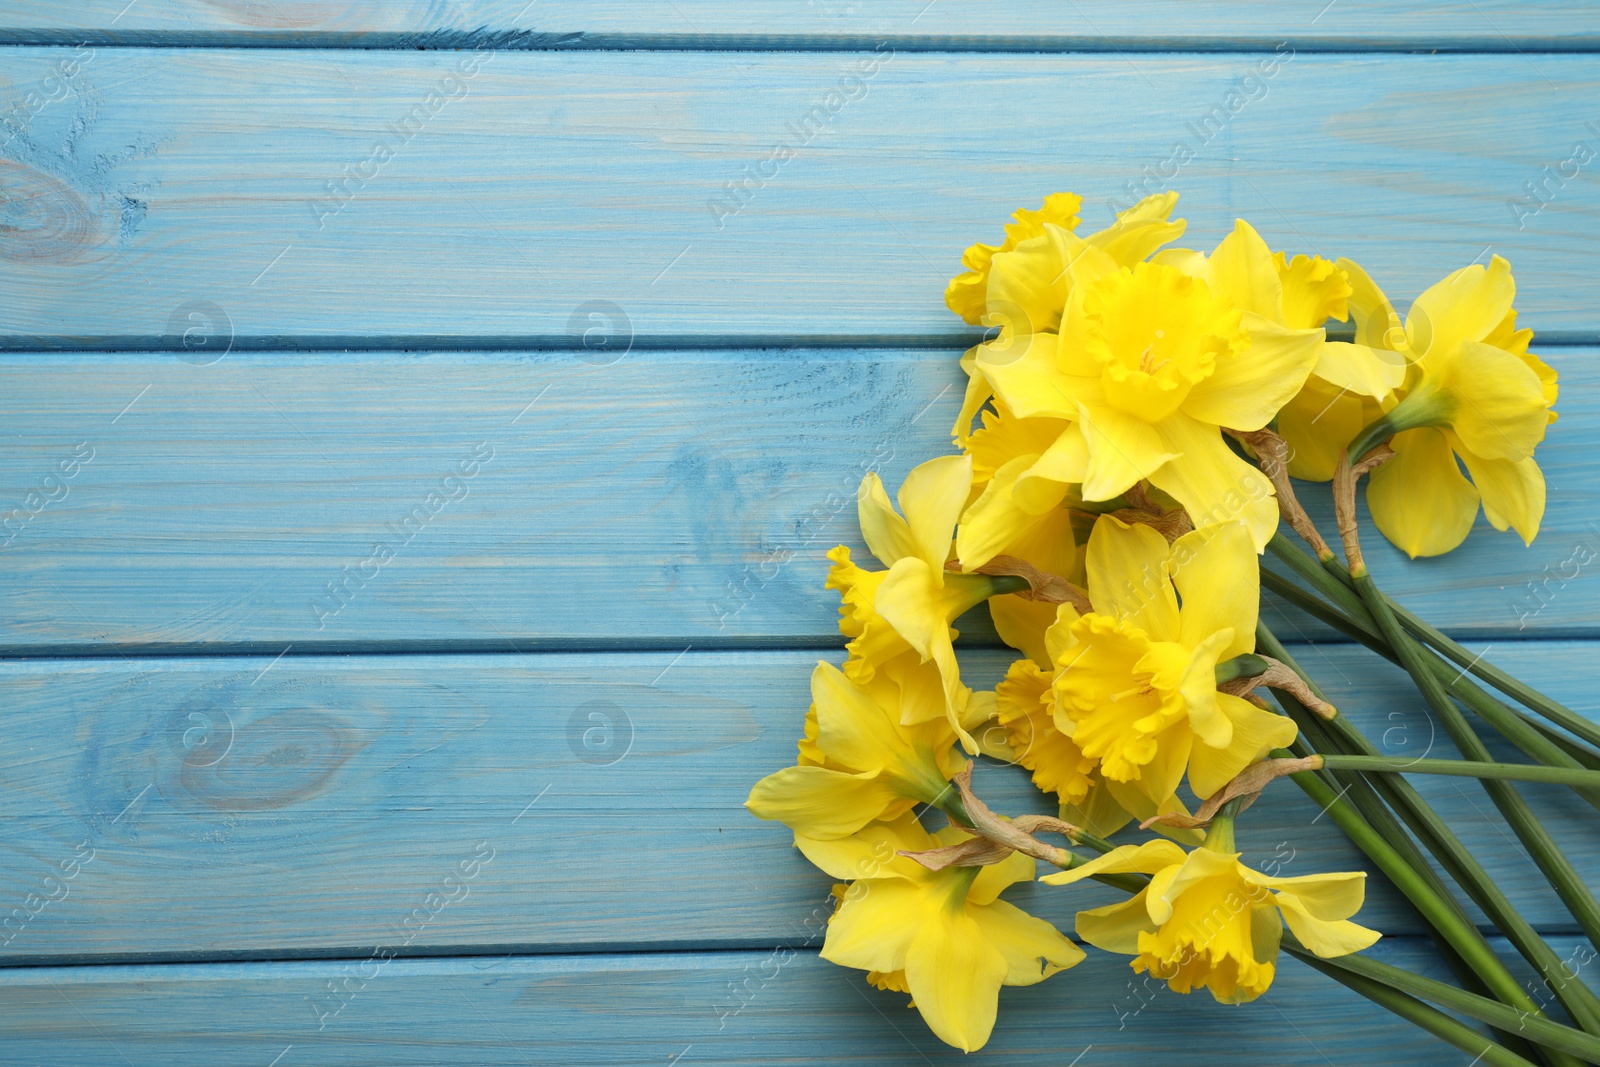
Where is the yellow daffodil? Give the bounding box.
[1048,516,1298,812]
[945,192,1084,327]
[976,209,1325,549]
[827,455,1015,750]
[747,662,963,839]
[949,192,1187,449]
[1043,839,1380,1003]
[799,814,1083,1051]
[1348,257,1557,558]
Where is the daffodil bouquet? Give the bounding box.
[747,192,1600,1062]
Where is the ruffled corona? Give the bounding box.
[1047,516,1297,813]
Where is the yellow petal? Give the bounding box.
[1275,379,1371,482]
[1335,257,1409,355]
[1143,846,1243,925]
[1128,721,1194,810]
[1246,869,1368,921]
[1075,891,1159,954]
[1205,219,1283,321]
[1058,770,1137,839]
[1251,903,1284,967]
[1015,430,1089,512]
[1440,340,1551,463]
[1088,190,1187,266]
[745,765,907,839]
[903,910,1009,1052]
[966,404,1070,485]
[996,658,1098,804]
[970,849,1039,906]
[1148,413,1279,549]
[1409,255,1515,360]
[1077,402,1181,502]
[1277,251,1352,330]
[1086,515,1179,639]
[795,813,930,881]
[1312,341,1405,398]
[824,877,934,974]
[1183,311,1322,431]
[1187,693,1299,800]
[1176,629,1237,751]
[973,898,1085,985]
[1273,893,1381,958]
[1365,427,1480,559]
[825,545,909,681]
[978,332,1079,421]
[810,662,902,771]
[1457,447,1546,545]
[990,595,1057,667]
[1040,838,1188,886]
[857,472,920,567]
[985,223,1078,337]
[945,193,1084,326]
[898,455,972,570]
[958,453,1046,570]
[952,346,994,445]
[1172,521,1258,660]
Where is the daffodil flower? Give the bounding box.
[945,192,1084,327]
[746,662,963,839]
[1048,516,1298,814]
[1043,839,1380,1003]
[1271,255,1407,481]
[799,815,1083,1052]
[827,455,1015,750]
[976,211,1325,549]
[1344,257,1558,558]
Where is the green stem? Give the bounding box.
[1291,944,1600,1063]
[1288,949,1541,1067]
[1068,828,1121,857]
[1259,625,1591,1059]
[1317,754,1600,788]
[1351,567,1600,1035]
[1279,705,1541,1061]
[1260,559,1600,809]
[1215,652,1272,686]
[1269,532,1600,751]
[1277,759,1560,1029]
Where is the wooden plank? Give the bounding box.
[2,350,1598,653]
[1,50,1599,343]
[0,645,1593,964]
[0,937,1578,1066]
[2,1,1599,50]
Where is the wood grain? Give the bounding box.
[0,937,1578,1066]
[1,350,1596,654]
[0,50,1598,343]
[0,645,1593,964]
[1,0,1597,49]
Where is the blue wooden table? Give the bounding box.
[1,4,1597,1063]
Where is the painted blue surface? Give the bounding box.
[0,6,1596,1064]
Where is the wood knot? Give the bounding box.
[0,159,97,263]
